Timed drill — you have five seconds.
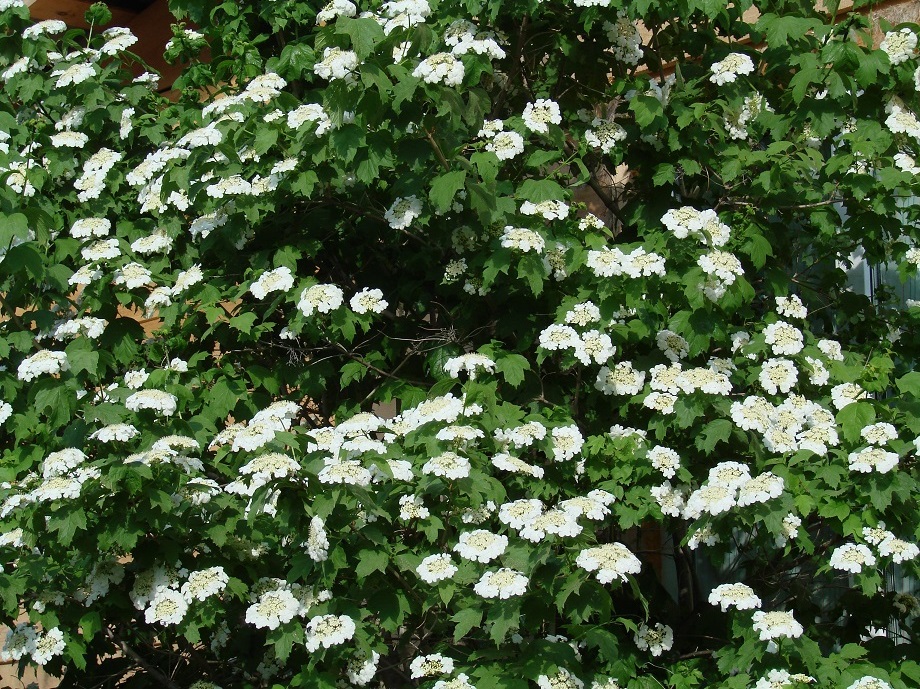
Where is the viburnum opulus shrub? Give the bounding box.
[0,0,919,686]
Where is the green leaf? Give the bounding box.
[516,179,565,202]
[652,163,675,186]
[65,340,100,376]
[429,170,467,213]
[355,548,389,579]
[452,607,482,642]
[487,599,520,643]
[229,312,258,334]
[1,243,43,280]
[896,371,920,396]
[835,402,875,443]
[335,16,385,59]
[495,353,530,388]
[695,419,733,453]
[79,611,102,640]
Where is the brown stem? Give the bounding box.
[425,128,451,172]
[105,628,181,689]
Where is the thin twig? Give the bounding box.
[105,628,181,689]
[425,128,451,171]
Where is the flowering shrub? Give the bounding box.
[0,0,919,687]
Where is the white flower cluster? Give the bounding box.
[313,47,359,83]
[576,542,641,584]
[683,461,784,519]
[74,148,123,202]
[385,194,423,229]
[444,353,496,379]
[751,610,804,640]
[250,266,295,299]
[298,283,344,316]
[880,28,917,65]
[709,52,755,85]
[633,622,673,656]
[585,118,627,153]
[708,582,762,611]
[1,624,65,666]
[443,19,505,59]
[501,226,545,253]
[522,99,562,134]
[413,53,465,86]
[604,11,642,65]
[586,246,666,278]
[886,104,920,141]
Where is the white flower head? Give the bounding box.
[410,653,455,678]
[522,99,562,134]
[473,568,528,599]
[751,610,804,640]
[634,623,673,656]
[250,267,295,300]
[708,583,761,611]
[710,52,755,85]
[304,614,356,651]
[298,283,344,316]
[576,542,641,584]
[881,28,917,65]
[413,52,464,86]
[416,553,457,583]
[385,195,423,229]
[350,288,388,314]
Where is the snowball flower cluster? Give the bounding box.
[304,614,356,651]
[708,583,762,611]
[314,47,359,82]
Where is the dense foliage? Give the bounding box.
[1,0,919,687]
